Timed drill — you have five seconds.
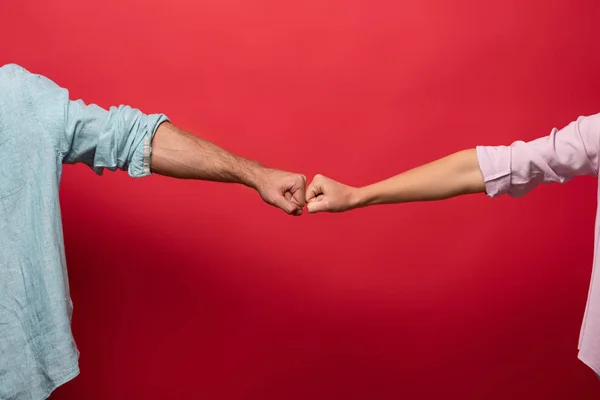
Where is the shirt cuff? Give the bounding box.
[476,145,512,197]
[128,113,170,178]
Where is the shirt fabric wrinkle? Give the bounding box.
[0,63,168,400]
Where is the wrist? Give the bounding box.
[353,185,377,208]
[347,187,365,209]
[239,159,267,190]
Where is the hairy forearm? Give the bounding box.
[150,122,263,188]
[355,149,485,207]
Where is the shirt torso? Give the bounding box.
[0,65,80,399]
[477,114,600,376]
[0,63,166,399]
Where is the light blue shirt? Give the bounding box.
[0,64,168,399]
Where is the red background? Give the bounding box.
[2,0,600,398]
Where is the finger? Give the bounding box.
[305,174,325,202]
[307,194,324,203]
[287,190,304,215]
[273,195,300,215]
[284,175,306,207]
[307,197,329,213]
[291,182,306,208]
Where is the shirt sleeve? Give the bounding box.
[476,114,600,198]
[17,64,169,178]
[62,101,169,177]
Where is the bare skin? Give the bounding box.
[305,149,485,213]
[151,122,306,215]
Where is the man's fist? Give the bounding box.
[305,174,359,213]
[254,168,307,215]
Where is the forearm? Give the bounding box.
[150,122,263,188]
[355,149,485,207]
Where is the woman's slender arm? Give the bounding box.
[305,114,600,213]
[357,149,485,206]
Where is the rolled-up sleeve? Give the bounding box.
[63,101,169,177]
[476,114,600,198]
[18,63,168,178]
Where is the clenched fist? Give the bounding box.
[254,168,307,215]
[305,174,360,213]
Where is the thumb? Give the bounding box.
[307,197,329,213]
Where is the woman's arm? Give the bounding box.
[305,114,600,213]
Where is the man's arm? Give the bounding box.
[305,114,600,213]
[151,122,306,215]
[15,64,305,215]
